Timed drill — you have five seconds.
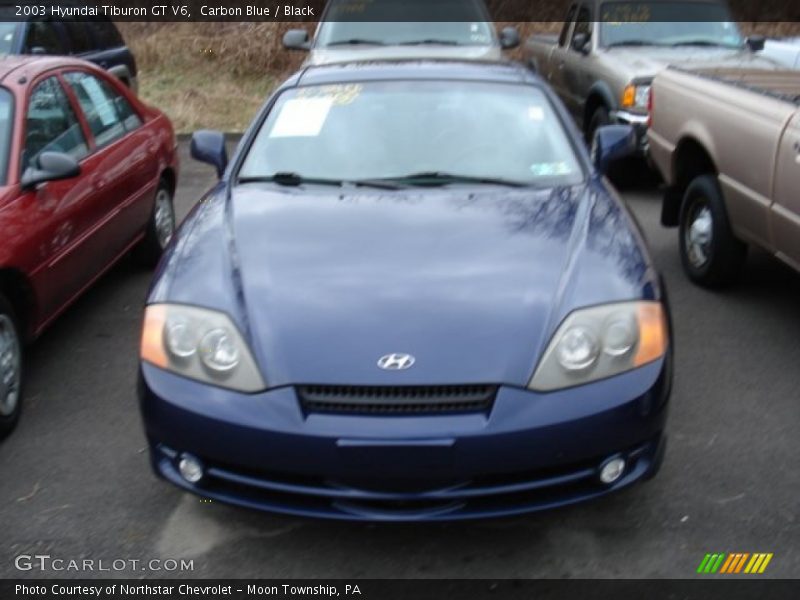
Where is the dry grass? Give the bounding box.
[118,22,306,132]
[119,19,800,132]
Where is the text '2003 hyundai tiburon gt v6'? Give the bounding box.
[138,61,672,521]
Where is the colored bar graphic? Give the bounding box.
[697,554,713,573]
[719,554,736,573]
[759,554,773,573]
[700,553,774,574]
[710,554,726,573]
[734,553,749,573]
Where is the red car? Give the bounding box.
[0,56,178,439]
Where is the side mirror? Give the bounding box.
[191,130,228,179]
[571,32,591,55]
[21,151,80,189]
[30,46,47,55]
[592,125,637,174]
[499,26,520,50]
[746,35,766,52]
[283,29,311,51]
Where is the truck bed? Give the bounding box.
[678,68,800,105]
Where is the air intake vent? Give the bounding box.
[297,385,497,415]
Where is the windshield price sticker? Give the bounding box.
[602,4,653,23]
[269,97,334,138]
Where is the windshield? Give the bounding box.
[316,21,495,47]
[600,2,742,48]
[0,88,12,184]
[317,0,495,46]
[0,22,18,54]
[238,81,584,187]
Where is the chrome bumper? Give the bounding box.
[610,110,649,153]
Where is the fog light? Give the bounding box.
[178,453,204,484]
[599,457,626,484]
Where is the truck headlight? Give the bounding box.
[141,304,265,392]
[621,84,651,109]
[529,301,668,392]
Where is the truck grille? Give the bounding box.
[297,385,497,415]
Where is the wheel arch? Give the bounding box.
[662,137,718,227]
[159,166,177,197]
[583,82,616,136]
[0,268,38,342]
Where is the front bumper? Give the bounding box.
[139,357,670,521]
[610,109,650,154]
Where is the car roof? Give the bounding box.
[294,60,541,87]
[0,55,94,87]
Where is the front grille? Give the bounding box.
[297,384,497,415]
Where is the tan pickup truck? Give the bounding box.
[648,67,800,286]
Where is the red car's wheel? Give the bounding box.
[0,294,22,440]
[135,178,176,267]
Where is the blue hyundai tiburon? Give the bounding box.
[138,61,672,521]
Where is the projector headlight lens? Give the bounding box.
[556,327,599,371]
[199,328,240,373]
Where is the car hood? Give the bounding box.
[306,44,502,65]
[604,46,781,79]
[157,183,656,387]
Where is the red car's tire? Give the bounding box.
[0,294,23,441]
[135,178,176,268]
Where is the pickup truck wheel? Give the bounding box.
[134,179,176,268]
[679,175,747,287]
[0,295,23,440]
[587,106,611,148]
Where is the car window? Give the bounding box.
[63,21,92,54]
[239,81,584,187]
[113,91,143,131]
[0,87,13,184]
[64,72,138,148]
[559,5,578,47]
[599,1,742,48]
[24,77,88,171]
[572,6,592,47]
[24,21,63,54]
[317,0,495,46]
[0,22,18,55]
[85,20,122,50]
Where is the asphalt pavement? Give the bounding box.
[1,141,798,579]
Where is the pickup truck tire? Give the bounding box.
[0,295,23,440]
[679,175,747,287]
[587,106,611,146]
[134,178,176,268]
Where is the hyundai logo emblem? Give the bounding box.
[377,353,415,370]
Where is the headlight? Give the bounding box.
[621,83,650,109]
[140,304,265,392]
[529,301,668,392]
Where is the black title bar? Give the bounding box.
[3,0,800,22]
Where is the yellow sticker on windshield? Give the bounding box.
[602,3,652,23]
[297,84,363,106]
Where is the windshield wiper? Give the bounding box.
[237,173,402,190]
[669,40,736,48]
[397,39,462,46]
[605,40,661,48]
[375,171,532,188]
[326,39,386,46]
